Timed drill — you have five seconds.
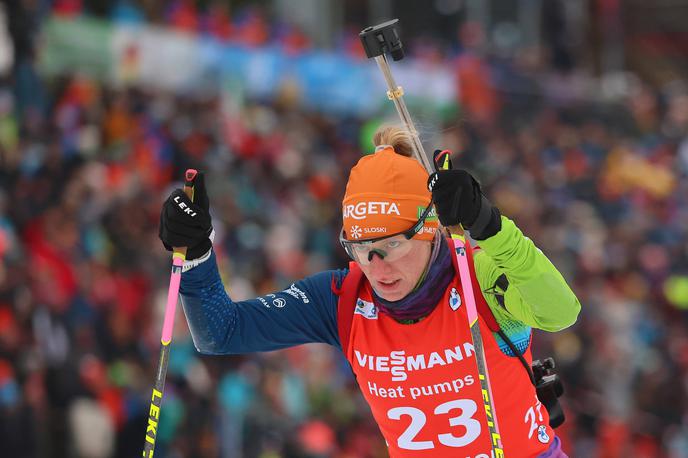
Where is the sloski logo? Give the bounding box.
[354,298,378,319]
[449,287,462,311]
[350,225,363,239]
[537,425,550,444]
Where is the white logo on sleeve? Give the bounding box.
[273,298,286,308]
[354,298,378,319]
[282,284,310,303]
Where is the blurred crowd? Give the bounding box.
[2,3,688,458]
[55,0,316,53]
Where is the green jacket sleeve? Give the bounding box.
[473,216,581,332]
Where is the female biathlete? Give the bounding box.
[159,126,580,457]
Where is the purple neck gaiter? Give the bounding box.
[374,238,454,322]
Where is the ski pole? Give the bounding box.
[360,20,505,457]
[142,168,198,458]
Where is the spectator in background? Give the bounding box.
[110,0,145,25]
[6,0,45,121]
[454,22,500,127]
[52,0,83,18]
[166,0,199,34]
[203,1,233,42]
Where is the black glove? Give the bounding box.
[427,152,501,240]
[159,172,213,260]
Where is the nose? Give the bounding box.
[367,251,391,273]
[367,250,385,263]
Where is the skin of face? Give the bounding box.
[358,239,432,301]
